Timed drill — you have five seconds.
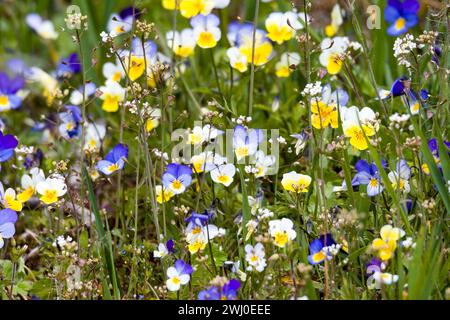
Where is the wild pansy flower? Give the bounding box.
[0,71,25,111]
[84,122,106,152]
[153,239,175,258]
[155,185,174,204]
[291,131,308,155]
[0,183,23,212]
[372,224,405,261]
[341,106,378,150]
[107,7,140,37]
[384,0,419,36]
[145,108,161,132]
[264,11,306,45]
[187,124,222,145]
[198,279,240,300]
[422,138,450,174]
[58,106,82,140]
[102,62,125,83]
[166,259,193,292]
[407,89,428,115]
[185,211,219,254]
[254,150,276,178]
[268,218,296,248]
[190,151,226,174]
[307,234,336,265]
[56,53,81,78]
[210,163,236,187]
[370,272,399,289]
[351,159,385,196]
[226,47,248,73]
[275,52,301,77]
[233,125,263,161]
[69,83,96,106]
[167,29,196,58]
[0,208,18,249]
[281,171,312,193]
[191,14,221,49]
[325,3,344,37]
[26,13,58,39]
[388,159,411,193]
[120,38,157,81]
[36,175,67,205]
[96,143,129,175]
[245,243,267,272]
[0,131,18,162]
[319,36,349,75]
[178,0,229,18]
[228,23,274,67]
[311,84,348,129]
[162,163,193,194]
[99,80,126,112]
[17,167,45,203]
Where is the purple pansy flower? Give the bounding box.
[96,143,129,175]
[0,71,25,111]
[384,0,420,36]
[198,279,241,300]
[0,208,18,248]
[0,131,18,162]
[162,163,193,194]
[308,234,336,265]
[56,53,81,78]
[58,105,82,140]
[233,125,264,160]
[350,159,385,197]
[166,259,193,292]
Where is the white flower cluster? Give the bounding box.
[152,148,169,160]
[401,237,416,249]
[65,12,87,31]
[255,207,274,220]
[393,34,417,68]
[269,136,286,144]
[324,243,341,256]
[232,115,252,125]
[301,81,322,98]
[52,235,75,251]
[245,166,260,174]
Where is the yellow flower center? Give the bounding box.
[102,94,119,112]
[197,32,216,48]
[217,175,230,184]
[0,95,9,106]
[41,189,58,205]
[171,179,183,190]
[274,231,288,247]
[395,17,406,30]
[236,146,249,158]
[172,276,180,284]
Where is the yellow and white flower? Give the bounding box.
[341,106,378,150]
[0,183,23,212]
[226,47,248,73]
[210,163,236,187]
[156,185,174,204]
[102,62,125,82]
[17,168,46,203]
[319,37,349,75]
[84,123,106,152]
[254,150,276,178]
[245,243,267,272]
[36,176,68,205]
[269,218,297,248]
[275,52,301,78]
[99,80,126,112]
[191,14,221,49]
[325,3,344,37]
[265,11,307,45]
[281,171,312,193]
[167,29,197,58]
[26,13,58,40]
[179,0,215,18]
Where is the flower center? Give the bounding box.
[0,95,9,106]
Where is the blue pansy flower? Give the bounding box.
[185,211,210,233]
[385,0,420,36]
[351,159,385,196]
[56,53,81,78]
[308,234,336,265]
[233,125,264,161]
[0,71,25,111]
[198,279,241,300]
[0,208,18,249]
[162,163,192,194]
[96,143,129,175]
[58,105,82,140]
[0,131,18,162]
